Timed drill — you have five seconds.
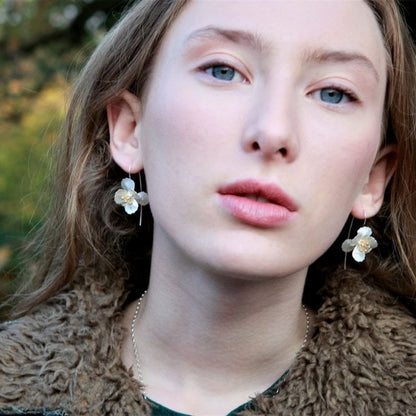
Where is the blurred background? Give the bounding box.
[0,0,415,310]
[0,0,130,308]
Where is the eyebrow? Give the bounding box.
[184,27,380,83]
[184,26,270,54]
[304,49,380,83]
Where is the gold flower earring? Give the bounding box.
[114,169,149,225]
[341,212,378,265]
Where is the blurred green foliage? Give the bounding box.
[0,0,130,307]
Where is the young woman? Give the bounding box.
[1,0,416,415]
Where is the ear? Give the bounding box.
[351,144,397,219]
[107,90,143,173]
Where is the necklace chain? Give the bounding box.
[299,303,310,354]
[131,290,147,388]
[130,290,310,396]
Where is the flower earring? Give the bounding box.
[341,214,378,264]
[114,170,149,225]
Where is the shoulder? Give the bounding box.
[0,410,68,416]
[0,287,149,415]
[0,293,85,414]
[250,275,416,415]
[0,289,87,379]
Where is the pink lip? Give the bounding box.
[217,179,297,227]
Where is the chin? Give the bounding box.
[201,249,301,281]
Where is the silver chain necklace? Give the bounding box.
[130,290,148,389]
[130,290,310,396]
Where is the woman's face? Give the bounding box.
[124,0,389,279]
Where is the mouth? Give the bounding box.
[217,179,297,227]
[218,179,298,211]
[242,195,270,203]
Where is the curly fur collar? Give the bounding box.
[1,274,416,415]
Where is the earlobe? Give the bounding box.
[351,144,397,219]
[107,90,143,173]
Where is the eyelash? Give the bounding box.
[198,61,247,83]
[312,85,359,106]
[197,61,360,105]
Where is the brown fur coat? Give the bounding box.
[1,274,416,415]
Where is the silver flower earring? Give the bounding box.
[341,213,378,264]
[114,170,149,225]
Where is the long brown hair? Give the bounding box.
[306,0,416,309]
[370,0,416,303]
[7,0,189,316]
[7,0,416,317]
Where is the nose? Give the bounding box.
[241,84,299,162]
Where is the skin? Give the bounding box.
[109,0,396,414]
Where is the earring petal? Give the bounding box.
[352,246,366,262]
[114,189,126,205]
[342,223,378,264]
[341,239,354,253]
[125,199,139,214]
[136,191,149,206]
[114,172,149,217]
[121,177,135,191]
[356,226,372,237]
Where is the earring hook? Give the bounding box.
[343,216,355,270]
[138,171,144,227]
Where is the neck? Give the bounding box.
[125,244,309,414]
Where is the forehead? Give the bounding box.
[158,0,387,78]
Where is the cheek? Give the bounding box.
[302,116,382,223]
[342,129,381,185]
[140,83,244,178]
[141,94,197,168]
[312,113,381,182]
[139,86,220,211]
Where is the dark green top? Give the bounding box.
[147,370,289,416]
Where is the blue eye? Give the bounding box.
[205,65,236,81]
[320,88,345,104]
